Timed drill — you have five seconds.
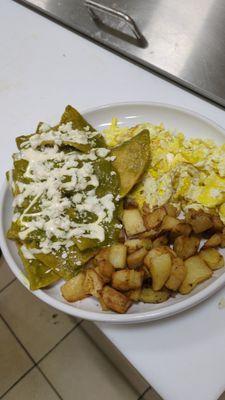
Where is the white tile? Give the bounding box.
[39,326,138,400]
[0,257,15,291]
[0,280,79,361]
[0,318,33,397]
[3,368,59,400]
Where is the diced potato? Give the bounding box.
[161,216,180,232]
[101,286,132,313]
[122,209,146,237]
[127,247,148,269]
[99,297,109,311]
[144,246,175,269]
[199,248,224,270]
[139,287,170,303]
[127,288,142,301]
[179,256,212,294]
[173,236,200,259]
[203,233,222,248]
[143,207,166,230]
[212,215,224,232]
[152,235,168,248]
[112,269,144,291]
[109,243,127,269]
[61,272,88,302]
[170,222,192,239]
[165,257,187,291]
[95,261,114,283]
[95,247,111,263]
[125,238,152,254]
[220,234,225,248]
[139,229,159,239]
[83,269,104,298]
[149,253,172,291]
[164,203,179,217]
[123,197,138,209]
[185,210,213,233]
[118,229,126,243]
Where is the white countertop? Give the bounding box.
[1,1,225,399]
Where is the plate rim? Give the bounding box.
[1,101,225,324]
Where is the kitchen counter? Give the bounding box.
[1,1,225,399]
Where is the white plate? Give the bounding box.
[1,102,225,324]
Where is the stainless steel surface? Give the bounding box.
[85,0,145,43]
[15,0,225,107]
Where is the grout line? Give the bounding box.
[137,386,152,400]
[0,314,82,398]
[36,366,63,400]
[0,365,36,400]
[37,319,83,364]
[0,278,16,295]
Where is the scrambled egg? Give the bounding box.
[103,119,225,223]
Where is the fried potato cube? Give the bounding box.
[127,247,148,269]
[95,261,114,283]
[144,246,175,269]
[203,233,222,248]
[179,256,212,294]
[212,215,224,232]
[61,272,88,302]
[99,297,109,311]
[127,287,170,303]
[143,207,166,230]
[83,269,104,298]
[152,235,168,248]
[165,257,187,291]
[125,238,152,254]
[220,234,225,248]
[112,269,144,291]
[173,235,200,259]
[109,243,127,269]
[127,288,142,301]
[161,216,180,232]
[185,210,213,233]
[164,203,179,217]
[122,208,146,237]
[149,253,172,291]
[94,247,114,283]
[139,287,170,303]
[199,248,224,270]
[170,222,192,239]
[101,286,132,313]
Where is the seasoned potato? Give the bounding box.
[212,215,224,232]
[139,229,159,239]
[127,287,170,303]
[165,257,187,291]
[220,234,225,248]
[95,247,111,263]
[185,210,213,233]
[139,287,170,303]
[95,261,114,283]
[203,233,222,248]
[170,222,192,239]
[161,216,180,232]
[149,253,172,291]
[199,248,224,270]
[179,256,212,294]
[143,207,166,230]
[173,236,200,259]
[144,246,175,269]
[61,272,88,302]
[118,229,126,243]
[125,238,152,254]
[99,297,109,311]
[109,243,127,269]
[164,203,179,217]
[122,209,146,236]
[123,197,138,209]
[152,235,168,248]
[83,269,104,298]
[127,247,148,269]
[112,269,144,291]
[101,286,132,313]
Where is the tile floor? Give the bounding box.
[0,256,162,400]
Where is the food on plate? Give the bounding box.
[6,105,225,313]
